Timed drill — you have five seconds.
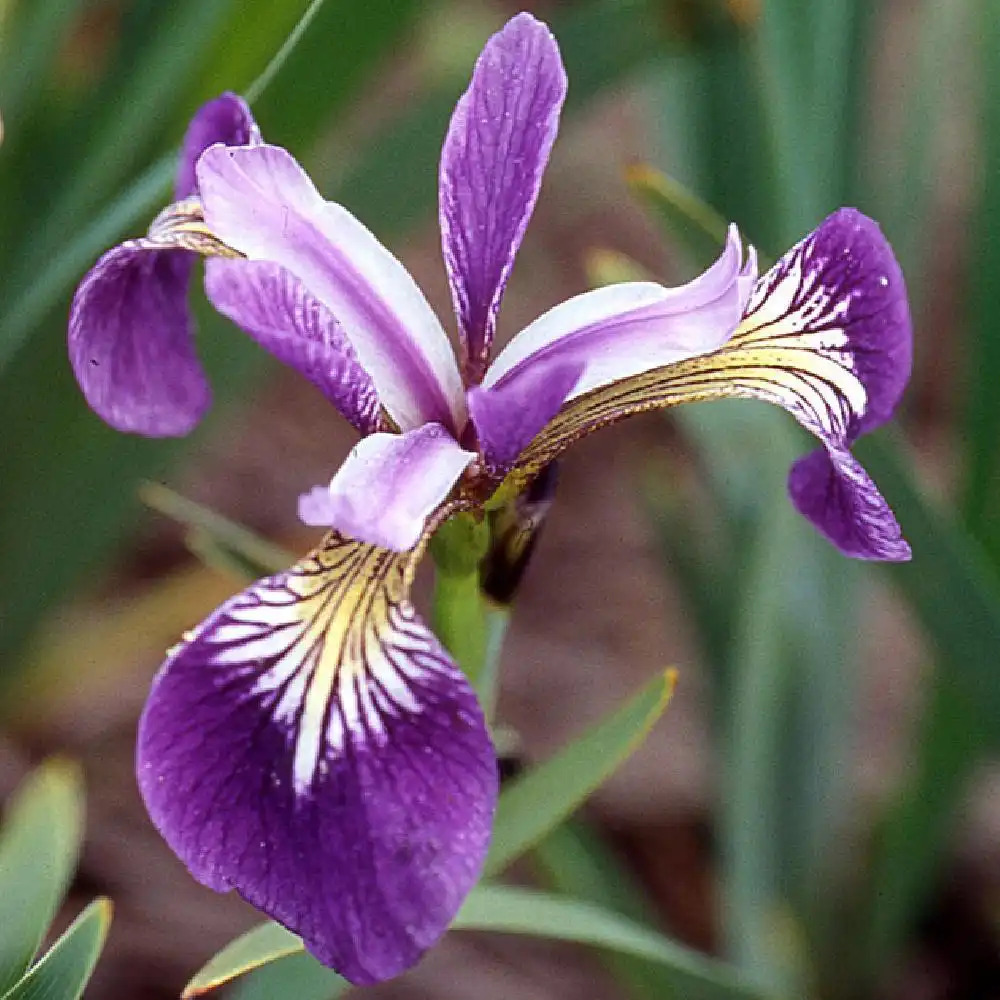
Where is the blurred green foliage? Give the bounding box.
[1,0,998,998]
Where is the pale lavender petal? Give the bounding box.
[789,448,910,560]
[175,92,260,199]
[439,12,567,381]
[137,534,497,984]
[205,258,381,434]
[482,224,751,401]
[298,424,475,551]
[197,143,464,433]
[68,242,207,436]
[467,360,582,475]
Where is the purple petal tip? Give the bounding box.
[788,447,911,562]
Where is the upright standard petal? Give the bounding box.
[298,424,476,551]
[510,210,911,561]
[205,258,382,434]
[137,532,497,985]
[439,12,567,382]
[197,143,465,433]
[69,95,258,436]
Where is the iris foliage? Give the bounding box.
[0,1,995,999]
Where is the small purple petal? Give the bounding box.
[137,535,497,984]
[482,225,751,402]
[299,424,475,551]
[789,448,911,560]
[467,360,582,476]
[205,258,381,434]
[439,12,567,382]
[176,92,260,200]
[68,242,208,436]
[197,143,464,433]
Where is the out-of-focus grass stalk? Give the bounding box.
[962,0,1000,562]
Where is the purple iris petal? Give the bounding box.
[739,208,911,560]
[482,224,752,402]
[68,94,259,437]
[204,258,381,434]
[68,243,206,435]
[467,360,582,476]
[196,143,465,434]
[298,424,476,551]
[439,12,567,383]
[175,92,260,199]
[137,535,497,984]
[789,447,910,560]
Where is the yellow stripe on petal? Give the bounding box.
[509,228,871,489]
[193,530,448,798]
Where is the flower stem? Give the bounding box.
[431,569,509,722]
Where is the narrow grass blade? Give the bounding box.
[485,671,676,876]
[532,820,676,1000]
[2,899,112,1000]
[0,761,85,994]
[140,483,292,578]
[854,669,988,989]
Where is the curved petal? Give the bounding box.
[69,95,259,437]
[137,532,497,984]
[789,447,910,560]
[439,12,567,382]
[298,424,476,551]
[175,92,260,199]
[506,209,912,561]
[197,143,464,433]
[68,242,206,436]
[482,224,752,401]
[467,360,582,476]
[205,258,382,434]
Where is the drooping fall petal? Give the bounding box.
[509,210,911,561]
[137,533,497,984]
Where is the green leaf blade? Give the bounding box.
[485,670,676,876]
[0,761,85,994]
[2,899,112,1000]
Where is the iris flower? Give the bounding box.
[68,12,912,986]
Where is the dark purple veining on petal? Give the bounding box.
[137,538,497,984]
[205,258,382,433]
[789,447,910,560]
[439,12,567,383]
[805,208,912,437]
[746,208,913,560]
[197,143,463,432]
[175,92,260,200]
[68,242,208,436]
